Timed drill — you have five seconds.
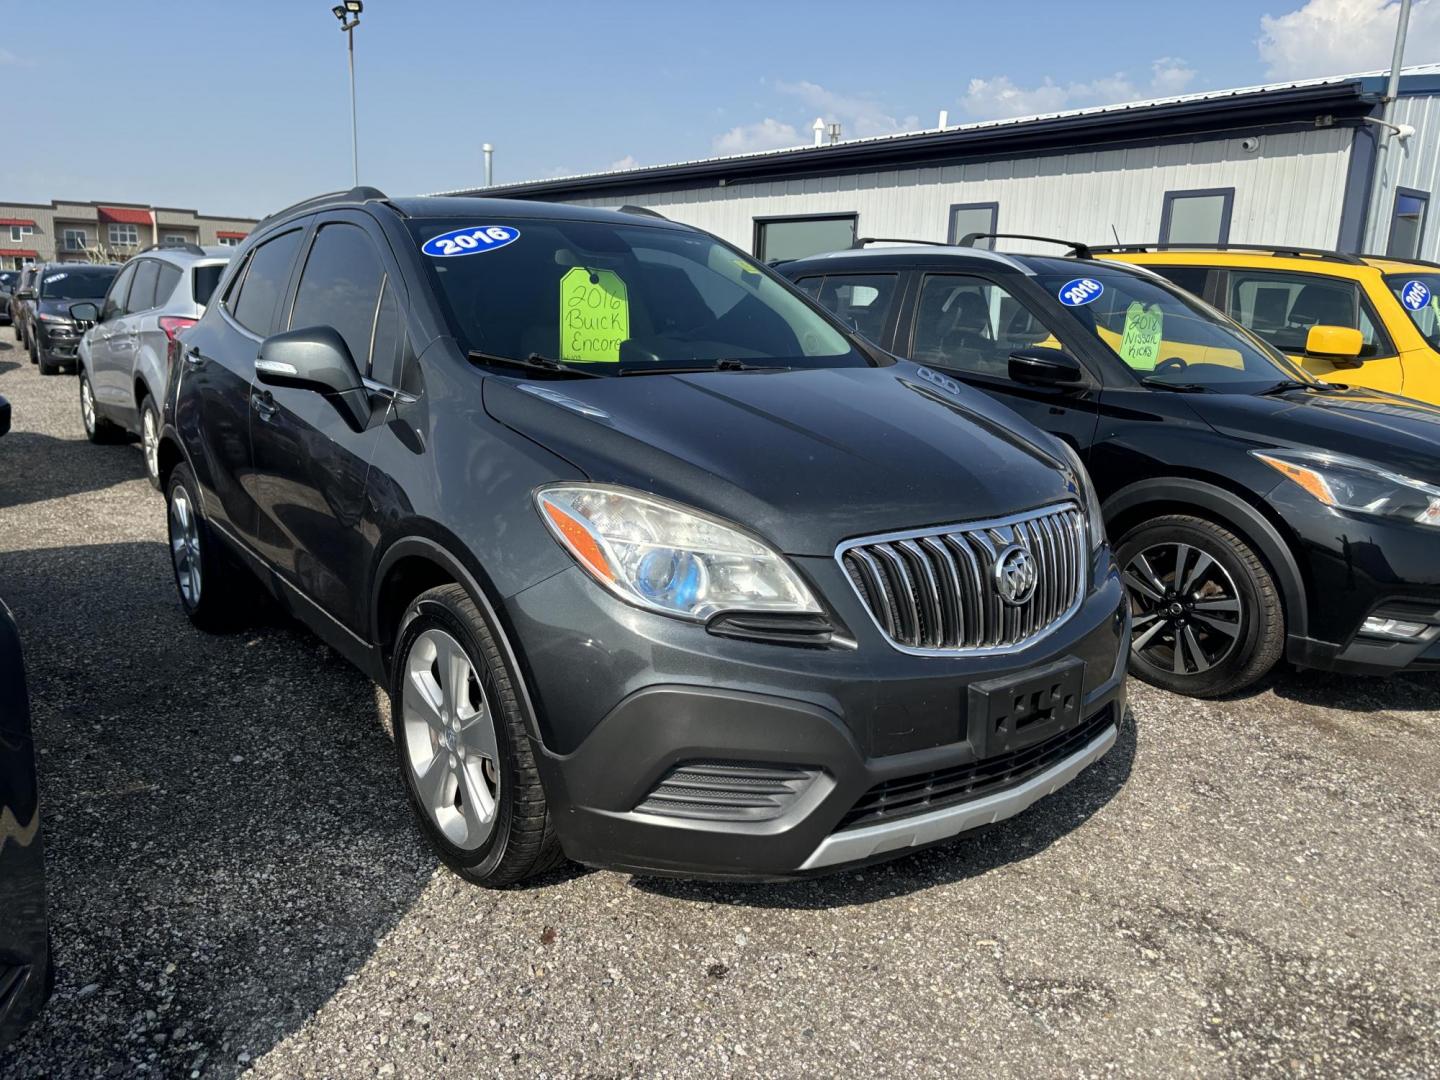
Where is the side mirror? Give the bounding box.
[15,288,34,301]
[1305,325,1363,363]
[69,302,100,325]
[1010,348,1085,387]
[256,325,371,431]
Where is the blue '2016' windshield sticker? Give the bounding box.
[1400,279,1432,311]
[1058,277,1104,307]
[422,225,520,258]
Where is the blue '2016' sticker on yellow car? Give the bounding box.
[422,225,520,257]
[1058,277,1104,307]
[1400,280,1432,311]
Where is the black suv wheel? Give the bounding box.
[164,463,254,632]
[1117,514,1284,697]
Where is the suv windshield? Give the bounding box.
[1386,274,1440,350]
[1028,263,1307,390]
[0,271,17,289]
[409,217,870,375]
[37,266,116,301]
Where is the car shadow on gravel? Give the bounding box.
[1219,663,1440,714]
[0,432,140,510]
[633,708,1138,911]
[0,541,434,1079]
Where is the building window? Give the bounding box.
[62,229,88,252]
[1160,188,1235,245]
[947,203,1000,249]
[163,233,190,248]
[8,224,33,242]
[108,223,140,247]
[217,235,245,247]
[1388,188,1429,260]
[753,214,857,264]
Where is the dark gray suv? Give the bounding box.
[156,188,1128,886]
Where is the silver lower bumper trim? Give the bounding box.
[799,723,1118,870]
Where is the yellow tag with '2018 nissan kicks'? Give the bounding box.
[1119,302,1164,371]
[560,267,629,362]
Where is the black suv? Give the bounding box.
[27,263,119,375]
[156,189,1128,885]
[783,238,1440,696]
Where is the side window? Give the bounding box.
[289,223,385,368]
[814,274,898,343]
[102,262,137,322]
[1227,271,1387,357]
[230,229,304,336]
[369,278,404,385]
[1150,265,1210,300]
[127,259,161,314]
[793,276,823,299]
[154,263,182,308]
[910,274,1061,377]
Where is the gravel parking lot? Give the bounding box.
[1,333,1438,1079]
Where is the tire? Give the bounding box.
[390,583,564,887]
[139,394,162,488]
[79,371,124,444]
[1116,514,1284,698]
[164,462,253,633]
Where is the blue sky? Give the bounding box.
[3,0,1435,219]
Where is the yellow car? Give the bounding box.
[1092,244,1440,404]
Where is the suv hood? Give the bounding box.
[1192,385,1440,484]
[484,362,1075,556]
[37,298,81,318]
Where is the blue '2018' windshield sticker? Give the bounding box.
[1400,279,1432,311]
[1058,277,1104,307]
[422,225,520,258]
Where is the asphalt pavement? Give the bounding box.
[0,330,1437,1078]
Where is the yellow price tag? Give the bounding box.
[560,267,629,362]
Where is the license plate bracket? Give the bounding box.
[967,657,1085,757]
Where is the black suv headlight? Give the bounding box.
[1254,449,1440,529]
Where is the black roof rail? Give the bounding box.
[1086,241,1365,265]
[850,237,949,249]
[1357,251,1440,272]
[256,185,393,227]
[959,232,1093,259]
[138,242,207,257]
[618,204,666,219]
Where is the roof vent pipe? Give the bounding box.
[812,118,825,147]
[482,143,494,187]
[937,109,949,129]
[828,122,842,145]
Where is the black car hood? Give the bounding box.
[1192,385,1440,484]
[36,298,85,317]
[484,362,1075,556]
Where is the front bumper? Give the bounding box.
[506,546,1129,879]
[35,324,80,363]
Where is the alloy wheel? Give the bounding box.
[80,377,96,436]
[142,407,159,480]
[402,628,501,851]
[169,486,202,608]
[1123,542,1242,677]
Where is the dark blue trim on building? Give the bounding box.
[1337,123,1379,252]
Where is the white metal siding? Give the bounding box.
[1369,94,1440,260]
[559,129,1354,256]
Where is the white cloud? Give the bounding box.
[1258,0,1440,79]
[711,118,801,155]
[608,154,640,172]
[774,80,919,138]
[959,59,1199,121]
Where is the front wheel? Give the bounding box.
[164,463,253,632]
[390,584,564,887]
[1116,514,1284,698]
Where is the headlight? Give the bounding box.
[37,312,72,324]
[535,485,823,620]
[1254,450,1440,528]
[1059,441,1106,552]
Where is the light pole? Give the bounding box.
[331,1,363,186]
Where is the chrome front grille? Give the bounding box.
[836,503,1087,655]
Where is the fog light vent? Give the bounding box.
[634,761,820,822]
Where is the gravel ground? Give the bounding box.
[0,333,1437,1079]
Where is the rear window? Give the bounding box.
[155,263,182,307]
[192,264,225,307]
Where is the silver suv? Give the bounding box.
[74,244,231,487]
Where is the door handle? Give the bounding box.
[252,390,277,421]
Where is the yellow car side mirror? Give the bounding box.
[1305,325,1364,361]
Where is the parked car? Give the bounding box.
[10,266,38,348]
[28,263,119,375]
[1090,243,1440,407]
[0,269,20,326]
[72,244,231,487]
[782,237,1440,697]
[155,189,1128,886]
[0,408,51,1047]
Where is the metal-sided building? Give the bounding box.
[448,66,1439,264]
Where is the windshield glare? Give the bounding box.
[38,267,116,301]
[1387,274,1440,350]
[410,218,868,374]
[1034,266,1303,389]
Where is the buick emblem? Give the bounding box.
[995,544,1039,606]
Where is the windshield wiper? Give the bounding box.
[467,350,604,379]
[1256,378,1321,396]
[1140,376,1210,393]
[618,358,780,377]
